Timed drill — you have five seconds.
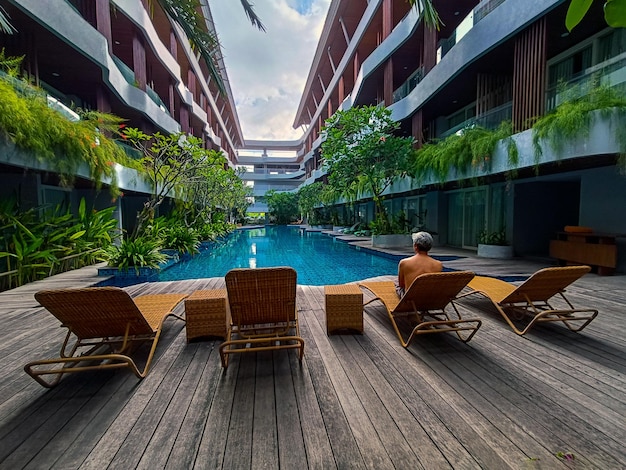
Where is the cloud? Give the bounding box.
[209,0,330,141]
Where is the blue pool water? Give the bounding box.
[158,225,404,285]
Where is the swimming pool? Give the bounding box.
[158,225,404,285]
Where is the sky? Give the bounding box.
[209,0,331,141]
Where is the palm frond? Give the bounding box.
[239,0,266,32]
[406,0,443,30]
[0,7,17,34]
[155,0,226,93]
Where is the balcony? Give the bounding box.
[439,102,512,139]
[392,67,424,103]
[112,56,169,112]
[546,55,626,112]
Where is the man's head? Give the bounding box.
[412,231,433,252]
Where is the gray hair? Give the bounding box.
[412,231,433,251]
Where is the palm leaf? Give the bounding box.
[0,6,17,35]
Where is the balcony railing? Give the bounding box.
[546,55,626,111]
[112,56,169,112]
[436,0,506,64]
[439,102,512,139]
[392,67,424,103]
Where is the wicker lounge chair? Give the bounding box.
[24,287,187,387]
[219,267,304,368]
[459,265,598,335]
[359,271,482,347]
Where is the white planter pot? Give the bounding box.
[372,234,413,248]
[477,244,514,259]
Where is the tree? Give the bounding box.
[297,182,324,223]
[566,0,626,30]
[120,128,226,237]
[321,105,414,234]
[265,190,299,225]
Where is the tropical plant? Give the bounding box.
[566,0,626,30]
[406,0,442,29]
[0,6,16,34]
[105,236,168,274]
[179,165,250,228]
[477,228,508,246]
[162,226,200,255]
[322,105,415,234]
[149,0,264,94]
[120,128,227,237]
[412,122,517,184]
[0,66,132,192]
[0,197,119,289]
[532,81,626,168]
[265,190,299,225]
[297,182,325,223]
[407,0,626,33]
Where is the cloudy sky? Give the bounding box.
[209,0,331,141]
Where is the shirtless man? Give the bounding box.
[395,231,442,297]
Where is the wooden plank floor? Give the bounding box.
[0,256,625,469]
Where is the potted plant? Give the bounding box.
[477,228,513,259]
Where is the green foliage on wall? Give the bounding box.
[0,76,135,192]
[531,82,626,171]
[412,121,517,184]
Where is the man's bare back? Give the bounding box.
[396,232,442,297]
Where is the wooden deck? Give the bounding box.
[1,255,625,469]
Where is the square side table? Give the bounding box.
[325,284,363,335]
[185,289,229,342]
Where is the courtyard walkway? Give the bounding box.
[0,242,624,469]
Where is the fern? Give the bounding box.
[532,82,626,164]
[412,121,515,184]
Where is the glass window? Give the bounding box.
[447,188,487,248]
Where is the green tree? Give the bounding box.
[265,190,298,225]
[181,165,251,226]
[297,182,325,223]
[321,105,414,234]
[120,128,225,237]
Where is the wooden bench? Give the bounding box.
[550,230,619,276]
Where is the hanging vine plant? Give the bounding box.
[411,121,517,184]
[0,65,137,193]
[532,80,626,172]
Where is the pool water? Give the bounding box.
[158,225,404,285]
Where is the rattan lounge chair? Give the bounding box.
[24,287,187,387]
[459,265,598,335]
[359,271,482,347]
[219,267,304,368]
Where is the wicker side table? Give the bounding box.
[185,289,229,342]
[325,284,363,335]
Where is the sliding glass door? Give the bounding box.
[447,188,487,248]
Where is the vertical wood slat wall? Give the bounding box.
[423,26,438,74]
[512,17,547,132]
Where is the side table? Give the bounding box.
[325,284,363,335]
[185,289,229,342]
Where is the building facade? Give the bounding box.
[0,0,244,230]
[293,0,626,271]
